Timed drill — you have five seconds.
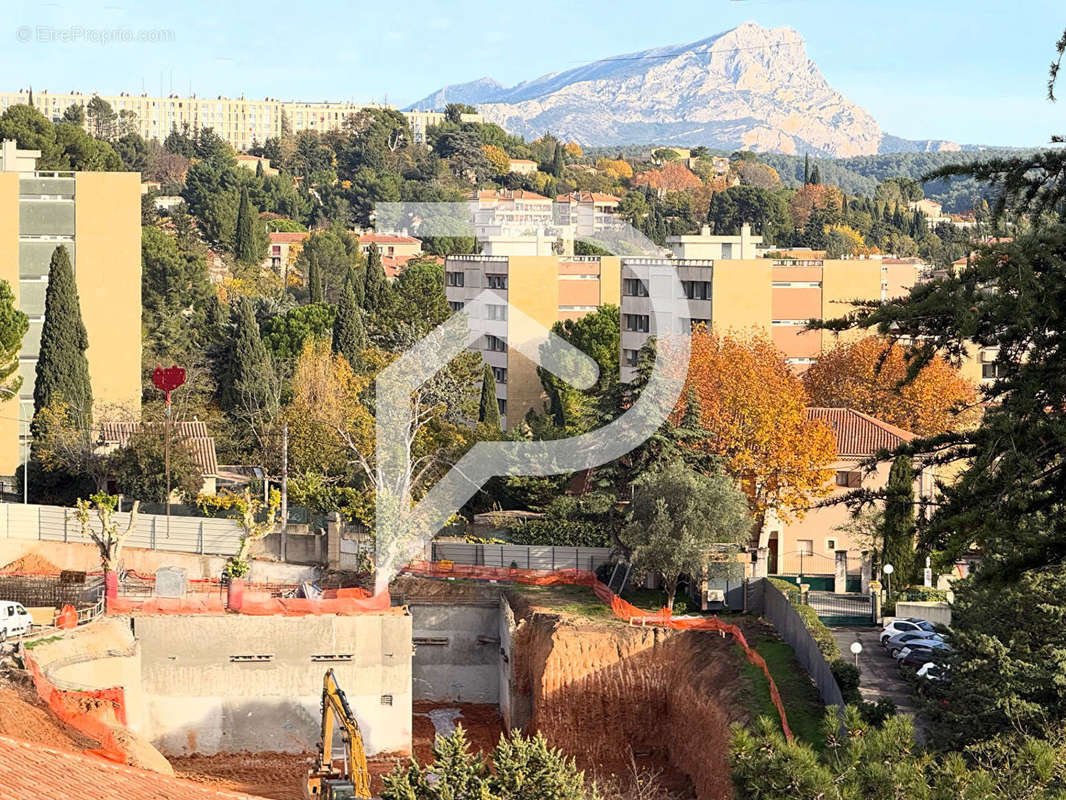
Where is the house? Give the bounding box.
[99,420,220,496]
[508,158,538,175]
[235,154,278,177]
[758,408,930,591]
[357,232,423,278]
[907,198,942,218]
[265,231,309,284]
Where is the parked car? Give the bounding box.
[885,631,945,658]
[917,661,951,683]
[0,601,33,641]
[898,641,950,669]
[880,618,936,645]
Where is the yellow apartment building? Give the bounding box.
[0,140,141,477]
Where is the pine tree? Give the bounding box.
[0,281,27,401]
[33,246,92,429]
[363,243,386,310]
[233,188,258,264]
[307,257,324,304]
[332,266,366,367]
[222,297,275,414]
[881,455,916,594]
[478,364,500,429]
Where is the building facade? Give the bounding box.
[0,90,481,152]
[0,141,142,476]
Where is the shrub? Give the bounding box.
[900,586,949,602]
[509,519,610,547]
[858,698,897,727]
[831,659,862,705]
[795,603,840,660]
[768,576,800,603]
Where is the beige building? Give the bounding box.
[508,158,538,175]
[760,407,930,588]
[666,223,762,260]
[445,254,620,428]
[0,140,141,477]
[554,192,623,237]
[0,91,481,152]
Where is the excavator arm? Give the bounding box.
[305,669,371,800]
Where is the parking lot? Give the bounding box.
[832,627,922,721]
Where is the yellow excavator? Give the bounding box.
[305,669,372,800]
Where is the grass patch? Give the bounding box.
[511,584,613,618]
[23,635,62,650]
[737,640,826,749]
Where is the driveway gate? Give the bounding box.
[807,591,875,626]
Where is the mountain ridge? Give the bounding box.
[407,22,963,157]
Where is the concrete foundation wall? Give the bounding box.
[133,614,412,757]
[410,603,500,704]
[893,601,952,628]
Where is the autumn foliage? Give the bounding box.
[632,162,702,194]
[676,328,837,521]
[802,336,979,436]
[788,184,844,228]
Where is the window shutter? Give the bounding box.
[847,470,862,488]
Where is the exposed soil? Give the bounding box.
[412,701,506,765]
[0,677,100,752]
[390,575,504,605]
[0,553,63,575]
[171,752,313,800]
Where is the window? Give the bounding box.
[387,246,395,256]
[271,245,281,255]
[486,274,508,290]
[485,334,506,352]
[270,257,281,269]
[623,349,639,367]
[623,314,649,332]
[623,278,648,297]
[826,539,837,552]
[497,398,507,415]
[797,540,814,556]
[981,363,1001,379]
[492,366,507,383]
[445,271,465,287]
[486,304,507,321]
[689,318,709,330]
[682,280,711,300]
[836,470,862,488]
[449,300,465,312]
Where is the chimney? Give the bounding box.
[700,224,711,237]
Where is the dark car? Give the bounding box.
[898,642,949,670]
[885,631,945,658]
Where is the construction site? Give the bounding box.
[0,537,819,800]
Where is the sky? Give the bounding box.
[2,0,1064,147]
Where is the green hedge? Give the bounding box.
[768,577,800,603]
[830,659,862,704]
[508,519,611,548]
[795,603,841,660]
[900,586,949,602]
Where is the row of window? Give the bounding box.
[446,272,507,290]
[621,279,711,300]
[623,315,708,334]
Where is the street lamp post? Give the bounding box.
[850,640,863,667]
[883,563,895,600]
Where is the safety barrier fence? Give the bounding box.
[400,560,794,742]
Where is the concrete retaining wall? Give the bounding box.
[409,602,500,704]
[132,613,412,757]
[894,601,952,627]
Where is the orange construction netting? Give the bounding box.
[24,652,129,763]
[106,587,395,616]
[400,560,794,743]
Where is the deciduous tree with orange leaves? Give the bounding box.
[676,328,837,524]
[802,336,979,436]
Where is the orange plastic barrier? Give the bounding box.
[106,588,393,616]
[401,561,794,743]
[24,652,129,764]
[56,604,78,630]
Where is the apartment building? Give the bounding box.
[554,192,623,237]
[0,140,141,476]
[0,90,481,152]
[444,254,620,428]
[472,189,556,239]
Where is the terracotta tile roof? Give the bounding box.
[508,158,536,165]
[382,253,437,278]
[268,231,309,244]
[473,189,551,202]
[557,191,620,204]
[100,421,219,476]
[806,407,915,458]
[0,734,268,800]
[357,232,420,245]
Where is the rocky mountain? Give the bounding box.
[409,22,915,158]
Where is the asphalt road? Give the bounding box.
[832,627,921,721]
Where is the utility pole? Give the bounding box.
[152,366,186,539]
[280,421,288,561]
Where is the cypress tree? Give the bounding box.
[33,246,92,429]
[478,364,501,429]
[332,266,366,367]
[881,455,916,594]
[223,297,275,413]
[550,142,564,177]
[233,188,258,264]
[803,153,810,185]
[255,159,264,179]
[363,243,386,310]
[307,257,324,304]
[809,164,821,185]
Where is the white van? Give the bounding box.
[0,602,32,641]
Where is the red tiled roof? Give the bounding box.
[0,734,268,800]
[881,257,922,265]
[268,231,309,244]
[508,158,536,165]
[473,189,551,202]
[358,232,420,245]
[100,421,218,476]
[556,191,621,204]
[806,407,915,458]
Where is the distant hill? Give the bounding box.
[409,22,885,157]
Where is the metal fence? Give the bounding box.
[431,541,612,573]
[0,503,243,557]
[761,578,846,711]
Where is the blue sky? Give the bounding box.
[3,0,1064,146]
